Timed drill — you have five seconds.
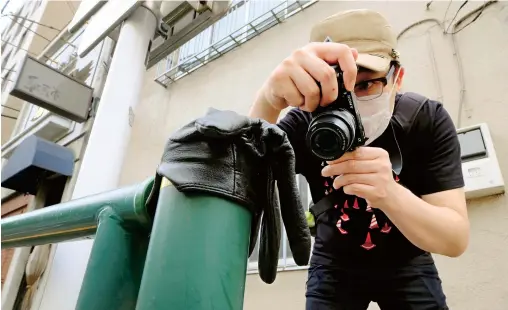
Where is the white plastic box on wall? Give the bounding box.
[457,123,505,199]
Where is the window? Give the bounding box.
[155,0,316,87]
[247,175,315,273]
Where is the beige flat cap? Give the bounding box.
[310,9,400,72]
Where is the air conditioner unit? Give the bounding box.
[457,123,505,199]
[147,0,232,69]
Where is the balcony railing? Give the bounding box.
[154,0,317,87]
[1,176,254,310]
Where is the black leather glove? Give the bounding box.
[157,108,311,284]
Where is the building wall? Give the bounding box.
[1,0,44,145]
[0,1,108,309]
[121,1,508,309]
[1,0,81,145]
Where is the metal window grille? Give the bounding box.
[154,0,316,87]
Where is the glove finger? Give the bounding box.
[258,180,281,284]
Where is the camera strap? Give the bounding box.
[308,92,428,227]
[393,92,428,136]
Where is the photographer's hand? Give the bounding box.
[322,146,469,258]
[249,42,358,123]
[321,146,396,210]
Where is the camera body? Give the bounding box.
[306,65,366,161]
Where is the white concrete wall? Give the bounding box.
[119,1,506,309]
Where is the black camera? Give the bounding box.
[306,65,366,161]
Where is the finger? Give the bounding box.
[307,42,358,91]
[351,48,359,60]
[293,51,338,107]
[288,63,323,112]
[268,65,303,109]
[322,159,381,177]
[270,66,304,108]
[332,173,377,189]
[343,183,376,197]
[283,78,305,109]
[327,147,387,165]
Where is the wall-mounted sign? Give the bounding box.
[10,56,93,123]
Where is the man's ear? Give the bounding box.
[395,67,405,91]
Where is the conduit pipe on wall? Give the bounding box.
[395,0,497,129]
[396,19,453,119]
[397,1,499,128]
[449,0,498,127]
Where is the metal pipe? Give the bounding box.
[135,180,251,310]
[1,177,154,249]
[75,207,149,310]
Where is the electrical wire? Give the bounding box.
[8,15,52,42]
[2,105,20,112]
[444,0,469,34]
[449,0,498,127]
[0,13,62,32]
[397,18,443,40]
[396,18,447,102]
[451,1,488,34]
[1,38,37,56]
[65,1,76,15]
[1,0,10,14]
[442,0,453,24]
[1,38,63,68]
[2,114,18,120]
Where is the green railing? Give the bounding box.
[1,176,251,310]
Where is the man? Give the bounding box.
[249,9,469,310]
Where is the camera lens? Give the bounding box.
[313,129,339,152]
[306,109,357,161]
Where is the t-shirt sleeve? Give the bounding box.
[277,108,310,175]
[420,103,465,195]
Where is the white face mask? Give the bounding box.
[354,71,400,145]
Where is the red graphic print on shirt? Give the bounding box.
[369,214,379,229]
[381,222,392,234]
[340,209,350,221]
[323,161,400,251]
[361,232,376,250]
[336,219,347,234]
[352,197,360,209]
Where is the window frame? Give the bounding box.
[154,0,317,87]
[246,174,315,274]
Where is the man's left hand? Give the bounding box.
[321,146,398,210]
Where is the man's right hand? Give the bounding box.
[256,42,358,115]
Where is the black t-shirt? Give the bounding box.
[277,93,465,267]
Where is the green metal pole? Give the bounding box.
[1,178,154,249]
[76,207,149,310]
[135,179,252,310]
